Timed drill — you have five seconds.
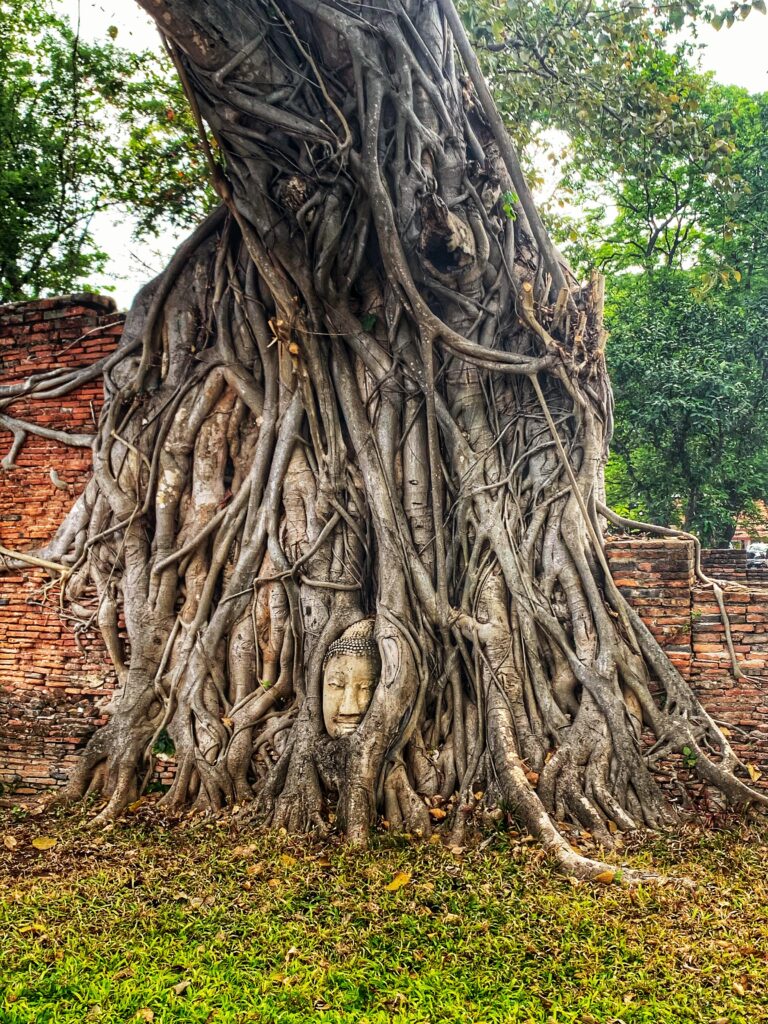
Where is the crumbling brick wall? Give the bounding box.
[0,295,766,796]
[606,538,695,680]
[607,538,768,780]
[0,295,123,794]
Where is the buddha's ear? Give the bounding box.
[379,637,402,688]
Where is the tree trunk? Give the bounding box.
[7,0,764,878]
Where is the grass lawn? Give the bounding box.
[1,805,767,1023]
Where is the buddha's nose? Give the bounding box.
[339,685,361,719]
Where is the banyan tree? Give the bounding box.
[2,0,764,879]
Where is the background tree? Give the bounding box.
[2,0,764,879]
[575,82,768,539]
[605,271,768,543]
[0,0,214,302]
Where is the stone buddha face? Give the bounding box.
[322,619,380,738]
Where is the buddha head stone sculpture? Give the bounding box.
[322,618,380,738]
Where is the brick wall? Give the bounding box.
[606,538,695,680]
[702,547,768,589]
[690,587,768,770]
[0,296,123,794]
[0,296,766,798]
[607,538,768,779]
[702,548,748,582]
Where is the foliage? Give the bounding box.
[694,87,768,291]
[461,1,766,277]
[0,0,213,302]
[2,810,768,1022]
[561,81,768,280]
[605,270,768,544]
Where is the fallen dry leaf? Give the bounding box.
[232,844,258,859]
[31,837,57,851]
[135,1011,154,1022]
[594,870,616,885]
[171,980,191,997]
[384,871,411,892]
[747,763,763,783]
[3,835,18,850]
[428,807,447,820]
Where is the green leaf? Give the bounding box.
[502,190,518,219]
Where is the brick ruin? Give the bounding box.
[0,295,123,794]
[0,295,766,797]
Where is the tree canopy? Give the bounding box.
[0,0,214,302]
[461,0,768,541]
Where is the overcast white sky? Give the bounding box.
[57,0,768,309]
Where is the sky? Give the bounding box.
[56,0,768,309]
